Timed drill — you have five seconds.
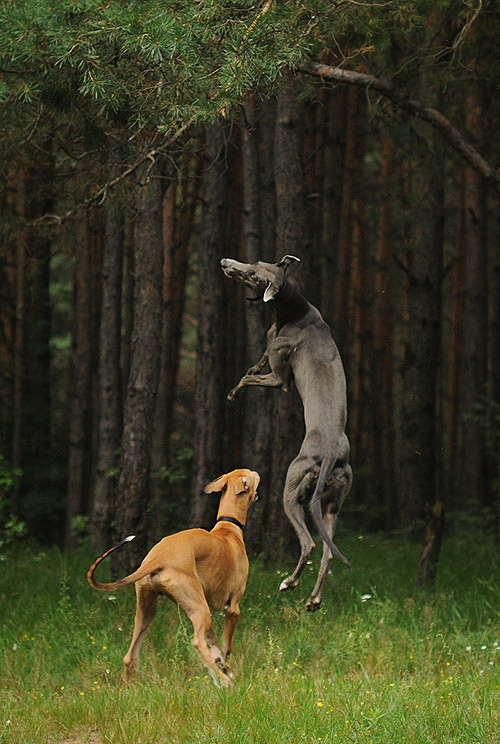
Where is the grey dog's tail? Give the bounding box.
[309,454,352,570]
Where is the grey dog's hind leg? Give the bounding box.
[306,463,353,610]
[279,470,316,592]
[305,509,337,611]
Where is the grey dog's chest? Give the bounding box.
[269,322,336,368]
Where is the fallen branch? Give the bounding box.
[300,61,500,191]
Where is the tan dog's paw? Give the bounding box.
[209,668,234,688]
[210,646,224,666]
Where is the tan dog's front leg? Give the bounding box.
[191,608,233,687]
[206,627,225,668]
[171,575,233,687]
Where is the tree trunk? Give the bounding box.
[263,74,308,561]
[11,173,27,518]
[372,129,396,529]
[397,147,444,537]
[112,152,165,576]
[460,91,489,510]
[65,208,93,550]
[151,153,200,539]
[351,99,373,492]
[21,152,54,539]
[162,157,200,461]
[491,202,500,541]
[304,94,326,309]
[122,218,135,392]
[91,153,125,552]
[415,500,445,586]
[190,122,230,529]
[333,85,358,360]
[321,88,346,328]
[235,99,275,554]
[446,178,466,496]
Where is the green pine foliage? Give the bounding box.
[1,0,483,134]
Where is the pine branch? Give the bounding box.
[29,119,195,226]
[28,5,276,227]
[300,61,500,191]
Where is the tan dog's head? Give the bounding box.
[205,468,260,519]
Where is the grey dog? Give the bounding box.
[221,255,353,611]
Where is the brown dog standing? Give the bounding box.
[88,468,259,687]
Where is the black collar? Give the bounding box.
[216,516,245,531]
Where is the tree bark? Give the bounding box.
[151,153,200,539]
[161,158,200,461]
[263,74,308,560]
[190,122,230,530]
[415,501,445,586]
[321,89,346,328]
[65,207,94,550]
[372,129,396,529]
[112,152,165,575]
[19,148,55,539]
[351,97,373,482]
[239,98,276,554]
[397,147,444,535]
[334,85,358,362]
[460,91,489,509]
[446,178,466,494]
[11,173,27,518]
[91,152,125,552]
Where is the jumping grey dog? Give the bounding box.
[221,255,353,611]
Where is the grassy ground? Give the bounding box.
[1,528,500,743]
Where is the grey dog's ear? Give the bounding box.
[277,255,301,269]
[264,256,300,302]
[263,281,280,302]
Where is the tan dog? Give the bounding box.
[88,468,260,687]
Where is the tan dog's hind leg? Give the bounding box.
[163,571,233,688]
[220,597,241,675]
[123,583,158,681]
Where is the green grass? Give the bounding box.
[1,530,500,743]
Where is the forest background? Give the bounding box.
[1,0,499,583]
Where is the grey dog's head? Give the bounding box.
[220,255,300,302]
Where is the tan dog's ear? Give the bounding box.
[204,473,228,494]
[234,475,250,495]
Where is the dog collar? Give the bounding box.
[216,516,245,531]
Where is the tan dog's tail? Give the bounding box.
[87,536,150,591]
[309,455,352,570]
